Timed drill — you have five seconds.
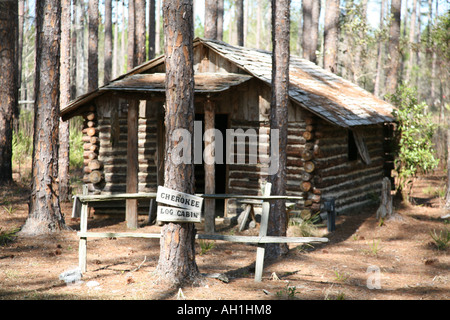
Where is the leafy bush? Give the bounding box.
[69,126,84,169]
[388,85,439,201]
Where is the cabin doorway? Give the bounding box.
[194,113,228,217]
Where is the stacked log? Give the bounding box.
[82,107,103,186]
[313,119,385,213]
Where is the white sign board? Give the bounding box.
[156,186,203,212]
[156,205,202,223]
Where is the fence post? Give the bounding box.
[79,185,88,273]
[254,182,271,282]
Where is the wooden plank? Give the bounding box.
[78,202,88,273]
[76,193,303,203]
[76,231,328,244]
[204,99,215,233]
[255,183,271,282]
[126,100,139,229]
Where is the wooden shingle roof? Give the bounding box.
[61,38,395,127]
[201,38,395,127]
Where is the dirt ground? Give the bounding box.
[0,174,449,301]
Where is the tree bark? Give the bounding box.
[374,0,386,97]
[205,0,218,39]
[217,0,224,40]
[127,0,136,70]
[148,0,156,59]
[21,0,66,235]
[59,0,71,201]
[0,0,18,183]
[236,0,244,46]
[406,0,417,84]
[88,0,99,91]
[156,0,199,286]
[135,0,146,65]
[104,0,113,84]
[323,0,340,73]
[385,0,401,95]
[267,0,290,260]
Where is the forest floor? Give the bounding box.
[0,172,449,301]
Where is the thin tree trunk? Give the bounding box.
[302,0,313,61]
[0,0,18,183]
[406,0,417,84]
[374,0,386,97]
[104,0,113,83]
[113,0,119,77]
[21,0,66,235]
[385,0,401,95]
[128,0,136,70]
[157,0,199,286]
[148,0,156,59]
[236,0,244,46]
[217,0,224,40]
[88,0,99,91]
[121,0,126,73]
[267,0,290,260]
[71,0,78,99]
[59,0,71,202]
[155,0,161,55]
[135,0,146,65]
[16,0,24,130]
[256,0,261,48]
[205,0,218,39]
[323,0,340,73]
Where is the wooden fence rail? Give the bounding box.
[74,184,328,282]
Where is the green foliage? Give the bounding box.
[430,10,450,62]
[276,282,299,299]
[388,85,439,200]
[0,227,19,246]
[69,125,84,169]
[430,228,450,251]
[198,240,215,255]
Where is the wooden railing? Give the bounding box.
[73,184,328,282]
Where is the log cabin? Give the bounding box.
[61,38,396,220]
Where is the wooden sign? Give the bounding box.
[156,205,201,223]
[156,186,203,212]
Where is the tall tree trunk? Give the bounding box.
[236,0,244,46]
[267,0,290,260]
[113,0,119,77]
[302,0,318,63]
[148,0,156,59]
[135,0,146,65]
[323,0,340,73]
[70,0,78,99]
[385,0,401,95]
[217,0,224,40]
[406,0,417,84]
[157,0,199,286]
[104,0,113,83]
[121,0,126,73]
[76,0,85,95]
[205,0,218,39]
[256,0,261,48]
[16,0,24,130]
[59,0,71,202]
[0,0,18,183]
[127,0,136,70]
[155,0,161,55]
[374,0,386,97]
[88,0,99,91]
[21,0,66,235]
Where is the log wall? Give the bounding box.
[313,118,386,214]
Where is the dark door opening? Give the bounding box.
[194,113,228,217]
